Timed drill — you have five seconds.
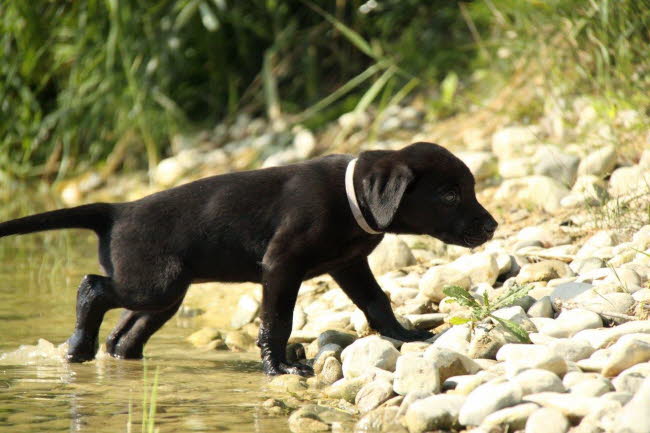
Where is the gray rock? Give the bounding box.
[448,253,499,285]
[534,146,580,186]
[458,379,523,426]
[573,291,635,316]
[535,309,603,338]
[492,126,542,158]
[550,282,594,305]
[570,377,613,397]
[318,330,356,350]
[524,392,620,421]
[480,403,539,432]
[355,379,395,413]
[230,294,260,329]
[354,406,406,433]
[494,176,570,213]
[574,320,650,349]
[491,305,538,333]
[419,265,471,303]
[602,339,650,377]
[570,257,605,275]
[404,394,466,433]
[528,296,554,318]
[288,404,354,433]
[457,151,498,181]
[319,357,343,386]
[525,407,569,433]
[431,324,471,355]
[368,234,416,276]
[613,363,650,394]
[393,355,440,396]
[341,336,401,378]
[187,327,222,347]
[224,330,256,352]
[517,260,575,284]
[578,145,617,177]
[614,377,650,433]
[547,338,595,361]
[499,157,535,178]
[423,347,481,382]
[404,313,446,330]
[314,344,343,374]
[609,166,650,197]
[511,369,565,395]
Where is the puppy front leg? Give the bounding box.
[258,264,313,376]
[330,257,433,341]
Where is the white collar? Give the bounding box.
[345,158,381,235]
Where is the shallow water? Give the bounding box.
[0,232,291,433]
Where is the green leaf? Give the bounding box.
[490,315,531,343]
[449,316,472,325]
[442,285,480,308]
[492,284,533,310]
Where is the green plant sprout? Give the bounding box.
[443,283,533,343]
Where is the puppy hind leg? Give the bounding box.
[107,300,183,360]
[105,309,139,356]
[67,274,119,362]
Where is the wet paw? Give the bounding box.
[264,361,314,377]
[66,332,97,363]
[108,338,143,360]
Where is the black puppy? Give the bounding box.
[0,142,496,376]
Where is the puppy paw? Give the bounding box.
[264,361,314,377]
[66,332,97,363]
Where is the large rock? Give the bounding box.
[393,355,440,396]
[288,404,354,433]
[523,392,620,421]
[458,380,523,426]
[534,146,580,186]
[368,235,416,276]
[341,336,401,378]
[423,347,481,382]
[613,363,650,394]
[480,403,539,432]
[230,294,260,329]
[419,265,471,303]
[534,309,603,338]
[511,369,565,395]
[448,253,499,285]
[613,378,650,433]
[355,379,395,413]
[404,394,466,433]
[456,151,498,181]
[578,145,617,177]
[492,126,542,158]
[494,176,570,213]
[609,166,650,197]
[602,338,650,377]
[525,407,570,433]
[354,407,405,433]
[517,260,575,284]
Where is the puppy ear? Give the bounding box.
[361,161,414,230]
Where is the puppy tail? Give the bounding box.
[0,203,114,238]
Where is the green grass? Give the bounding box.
[1,0,648,181]
[127,363,160,433]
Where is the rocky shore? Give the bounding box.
[56,95,650,432]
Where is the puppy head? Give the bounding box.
[356,142,497,248]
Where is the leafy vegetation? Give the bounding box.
[1,0,648,180]
[443,283,533,343]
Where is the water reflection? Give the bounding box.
[0,233,291,433]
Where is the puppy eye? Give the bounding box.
[443,191,458,203]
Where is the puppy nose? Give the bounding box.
[483,219,498,235]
